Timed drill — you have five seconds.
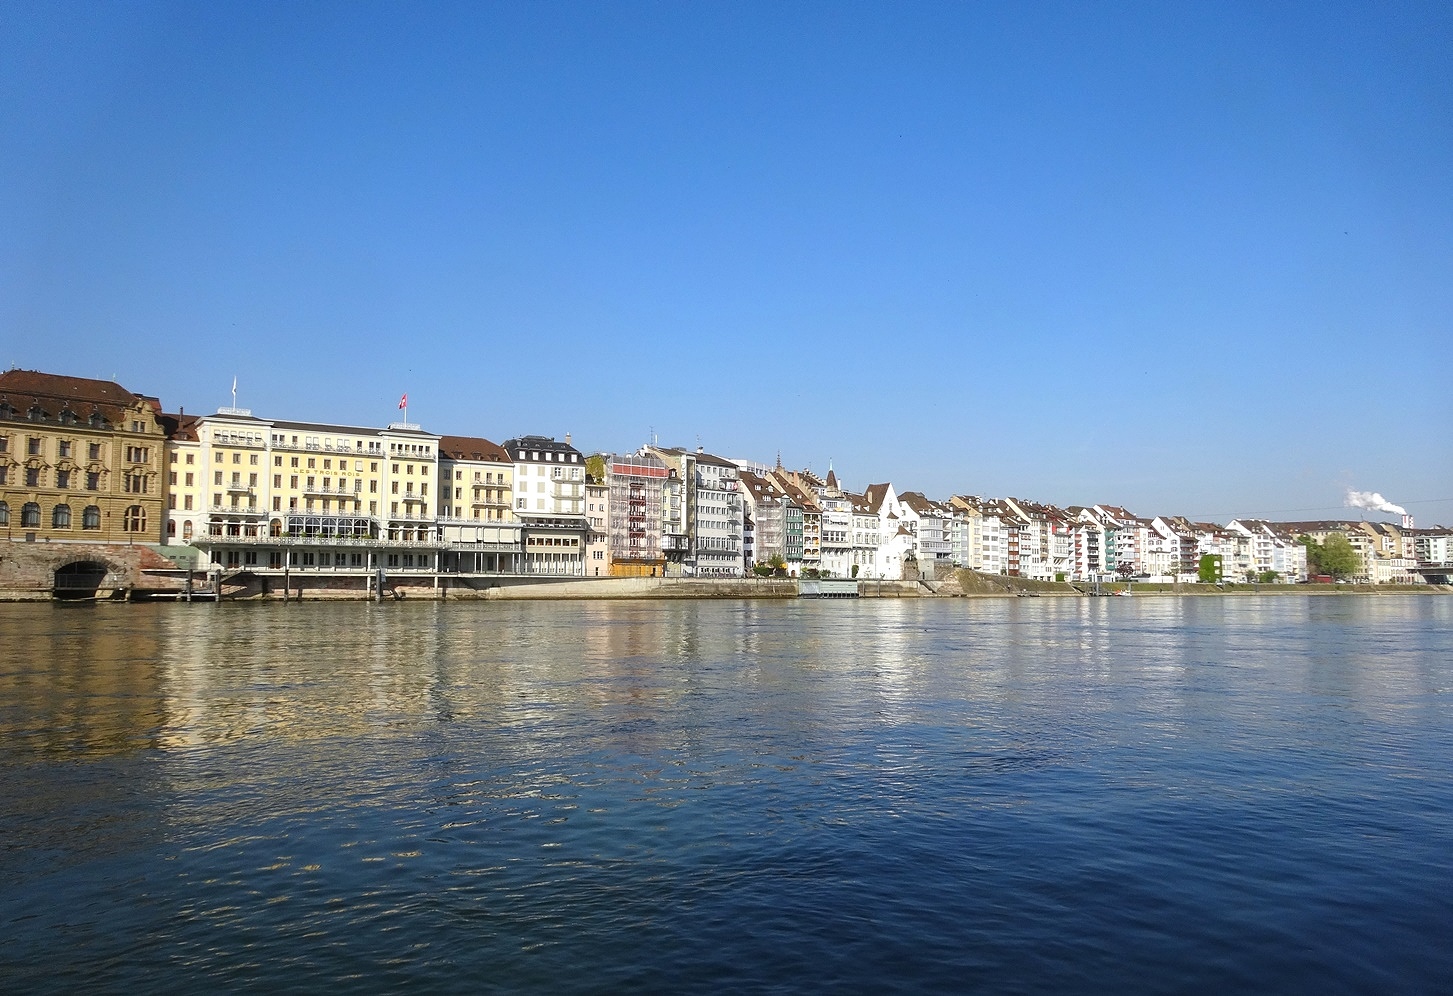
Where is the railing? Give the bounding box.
[225,483,255,494]
[193,534,444,549]
[208,505,267,516]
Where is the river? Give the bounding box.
[2,596,1451,993]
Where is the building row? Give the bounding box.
[3,369,1449,588]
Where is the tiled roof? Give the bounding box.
[159,412,201,442]
[438,434,510,463]
[0,368,157,423]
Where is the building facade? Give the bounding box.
[1,370,166,547]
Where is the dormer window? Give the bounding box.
[28,406,45,421]
[89,413,106,428]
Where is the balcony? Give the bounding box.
[225,483,255,494]
[208,504,267,517]
[302,483,362,497]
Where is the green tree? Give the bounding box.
[1318,533,1361,579]
[851,564,860,579]
[1257,569,1280,583]
[1298,535,1323,575]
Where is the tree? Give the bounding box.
[851,564,860,579]
[1318,534,1361,579]
[1299,533,1360,579]
[1257,570,1279,583]
[1198,554,1223,584]
[1298,535,1322,575]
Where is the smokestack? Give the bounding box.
[1403,513,1414,529]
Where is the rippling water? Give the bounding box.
[2,597,1451,993]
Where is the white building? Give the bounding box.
[503,434,588,576]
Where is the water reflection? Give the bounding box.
[2,596,1450,994]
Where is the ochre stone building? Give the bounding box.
[0,369,167,547]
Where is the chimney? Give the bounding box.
[565,432,571,446]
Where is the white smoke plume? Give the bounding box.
[1345,489,1407,516]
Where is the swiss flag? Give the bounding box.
[398,393,407,409]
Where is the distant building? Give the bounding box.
[0,369,167,546]
[437,435,520,574]
[503,435,588,576]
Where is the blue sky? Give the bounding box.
[3,1,1450,524]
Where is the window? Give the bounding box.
[0,466,6,485]
[182,521,193,539]
[120,505,143,531]
[26,467,39,486]
[184,495,193,510]
[0,501,7,525]
[89,442,101,460]
[56,469,70,488]
[28,437,42,455]
[274,456,282,466]
[0,436,6,453]
[59,441,71,458]
[22,502,41,528]
[233,452,241,464]
[86,472,100,491]
[167,520,176,537]
[250,454,259,465]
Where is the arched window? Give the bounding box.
[0,501,8,525]
[22,502,41,528]
[52,504,71,528]
[166,519,176,537]
[182,520,193,540]
[123,505,146,532]
[83,505,101,529]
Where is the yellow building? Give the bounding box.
[1,369,166,545]
[437,434,520,573]
[163,404,443,578]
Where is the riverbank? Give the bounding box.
[4,574,1447,602]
